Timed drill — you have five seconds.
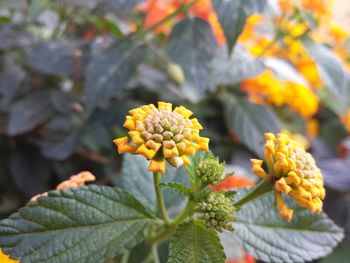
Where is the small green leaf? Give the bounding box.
[222,95,280,157]
[233,189,344,263]
[301,36,346,100]
[159,182,191,197]
[168,221,225,263]
[0,185,154,263]
[213,0,247,54]
[166,17,218,102]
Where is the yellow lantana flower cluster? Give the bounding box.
[241,70,319,118]
[114,102,209,174]
[251,133,325,221]
[0,249,18,263]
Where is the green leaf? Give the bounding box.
[118,154,190,212]
[301,36,346,99]
[320,241,350,263]
[168,221,225,263]
[233,189,344,263]
[0,185,154,263]
[159,182,191,197]
[222,95,280,157]
[166,17,218,102]
[213,0,247,54]
[84,40,145,111]
[209,46,264,88]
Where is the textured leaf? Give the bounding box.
[7,91,54,136]
[222,95,280,157]
[159,182,191,197]
[233,189,344,263]
[118,154,190,212]
[301,36,346,99]
[168,221,225,263]
[209,46,264,88]
[26,40,89,77]
[166,18,218,102]
[0,185,153,263]
[219,231,245,260]
[84,40,144,110]
[213,0,247,54]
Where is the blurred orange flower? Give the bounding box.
[140,0,225,44]
[211,175,255,191]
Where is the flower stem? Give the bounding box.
[120,251,130,263]
[151,244,160,263]
[153,172,171,226]
[234,180,273,207]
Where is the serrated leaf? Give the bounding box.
[209,46,264,88]
[118,154,190,212]
[301,36,346,100]
[7,91,54,136]
[222,95,280,157]
[166,17,217,102]
[213,0,247,54]
[168,221,225,263]
[159,182,191,197]
[84,40,144,111]
[0,185,154,263]
[233,189,344,263]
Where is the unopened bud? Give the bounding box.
[167,63,185,85]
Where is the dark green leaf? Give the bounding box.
[7,91,54,136]
[301,36,346,99]
[9,145,51,197]
[26,40,89,77]
[320,242,350,263]
[233,189,344,263]
[213,0,247,54]
[209,46,264,88]
[84,40,145,111]
[168,221,225,263]
[222,95,280,156]
[118,154,190,212]
[166,18,218,102]
[0,185,154,263]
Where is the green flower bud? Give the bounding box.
[197,191,235,232]
[196,156,225,185]
[167,63,185,85]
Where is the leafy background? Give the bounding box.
[1,0,350,262]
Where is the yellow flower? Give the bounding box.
[0,249,19,263]
[114,102,209,173]
[241,70,319,118]
[251,133,325,221]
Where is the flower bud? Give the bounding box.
[197,191,235,232]
[196,155,225,185]
[167,63,185,85]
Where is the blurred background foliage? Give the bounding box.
[1,0,350,261]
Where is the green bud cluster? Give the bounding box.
[196,156,225,185]
[197,191,235,232]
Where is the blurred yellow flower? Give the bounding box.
[241,70,319,118]
[282,129,310,149]
[114,102,209,173]
[251,133,325,221]
[0,249,19,263]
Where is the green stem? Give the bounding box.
[234,180,273,207]
[171,200,196,226]
[120,251,130,263]
[153,172,171,226]
[151,244,160,263]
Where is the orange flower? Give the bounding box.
[140,0,225,44]
[227,253,256,263]
[210,175,255,191]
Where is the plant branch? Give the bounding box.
[153,172,171,226]
[234,180,273,207]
